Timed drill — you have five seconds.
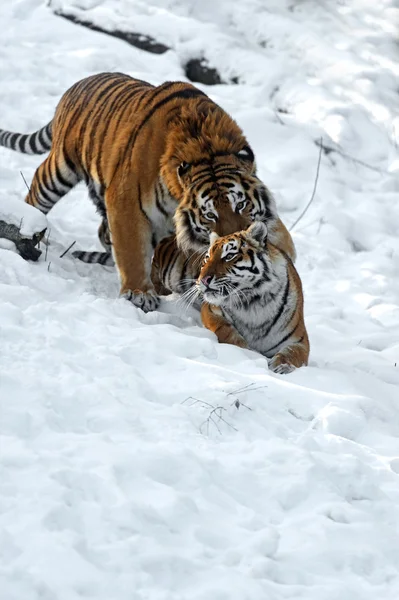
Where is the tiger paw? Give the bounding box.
[121,289,159,313]
[269,355,295,375]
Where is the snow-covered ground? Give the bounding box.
[1,1,399,598]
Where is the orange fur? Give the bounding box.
[0,72,295,311]
[152,224,309,373]
[201,303,248,348]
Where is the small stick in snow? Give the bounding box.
[225,382,268,410]
[182,396,237,434]
[200,405,237,435]
[59,240,76,258]
[47,261,51,272]
[45,228,51,261]
[289,137,323,232]
[315,139,389,174]
[20,171,30,191]
[226,382,267,398]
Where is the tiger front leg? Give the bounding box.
[201,303,248,349]
[268,338,309,375]
[106,184,159,313]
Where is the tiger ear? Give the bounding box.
[209,231,220,246]
[246,221,267,245]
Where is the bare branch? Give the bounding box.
[45,228,51,262]
[226,383,268,398]
[199,405,238,435]
[59,240,76,258]
[316,139,391,174]
[20,171,30,192]
[289,137,323,232]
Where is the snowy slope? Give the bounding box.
[1,1,399,599]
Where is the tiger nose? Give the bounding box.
[201,275,213,288]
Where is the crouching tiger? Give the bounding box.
[0,72,295,312]
[151,221,309,374]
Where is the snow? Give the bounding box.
[1,1,399,599]
[0,196,48,237]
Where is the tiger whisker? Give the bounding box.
[191,250,207,269]
[176,285,200,313]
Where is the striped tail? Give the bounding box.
[0,122,52,155]
[72,250,115,267]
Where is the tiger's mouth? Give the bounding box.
[199,283,232,304]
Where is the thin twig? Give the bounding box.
[226,383,267,398]
[59,240,76,258]
[47,261,51,272]
[182,396,237,434]
[226,382,267,410]
[315,139,389,174]
[45,228,51,261]
[232,399,254,410]
[20,171,30,191]
[200,406,238,435]
[289,137,323,232]
[18,217,24,232]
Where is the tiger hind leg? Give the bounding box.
[25,150,80,214]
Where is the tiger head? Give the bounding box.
[196,221,280,306]
[160,102,277,253]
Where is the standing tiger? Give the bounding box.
[0,72,295,312]
[151,222,309,374]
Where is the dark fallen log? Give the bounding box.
[0,220,46,262]
[53,9,170,54]
[53,9,228,86]
[184,58,223,85]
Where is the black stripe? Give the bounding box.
[37,180,54,204]
[177,210,200,248]
[55,161,73,189]
[105,83,149,141]
[155,185,168,217]
[86,79,128,141]
[37,127,47,149]
[47,161,61,194]
[41,162,57,195]
[18,134,28,151]
[137,183,151,224]
[9,133,18,149]
[267,322,298,354]
[66,73,114,136]
[44,123,52,145]
[99,252,112,265]
[165,244,181,282]
[263,276,290,338]
[30,132,39,154]
[93,82,142,185]
[260,189,273,219]
[141,81,177,110]
[101,81,142,127]
[63,148,77,174]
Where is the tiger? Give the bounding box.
[151,221,309,374]
[0,71,295,312]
